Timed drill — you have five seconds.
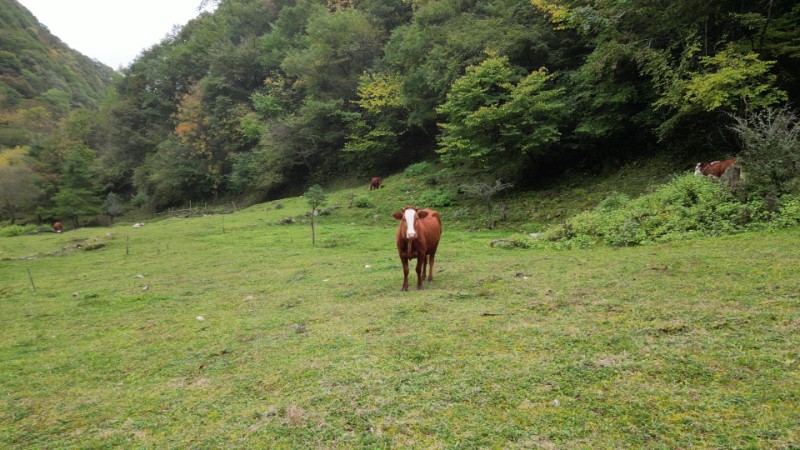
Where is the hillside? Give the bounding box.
[0,0,114,149]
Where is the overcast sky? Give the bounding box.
[18,0,217,70]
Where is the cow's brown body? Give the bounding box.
[695,158,738,177]
[392,206,442,291]
[370,177,382,190]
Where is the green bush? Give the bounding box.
[549,174,759,247]
[0,224,40,237]
[596,192,631,211]
[772,195,800,228]
[404,161,434,177]
[354,196,374,208]
[418,190,456,208]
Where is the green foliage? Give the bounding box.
[731,106,800,196]
[7,0,800,219]
[546,175,764,246]
[655,46,787,136]
[344,73,408,162]
[354,196,374,208]
[403,161,434,176]
[0,0,112,149]
[282,8,383,101]
[772,195,800,227]
[417,189,456,208]
[50,149,101,226]
[305,184,327,213]
[101,193,125,223]
[0,224,40,237]
[0,155,41,223]
[436,55,568,178]
[133,138,220,209]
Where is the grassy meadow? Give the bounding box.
[2,174,800,448]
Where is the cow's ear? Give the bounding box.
[391,212,403,220]
[417,210,429,219]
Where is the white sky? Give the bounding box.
[17,0,217,70]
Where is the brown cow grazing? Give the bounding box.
[52,221,62,233]
[392,206,442,291]
[369,177,382,190]
[694,158,738,178]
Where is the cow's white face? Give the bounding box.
[404,208,418,239]
[694,163,703,176]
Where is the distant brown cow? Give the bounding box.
[370,177,382,190]
[695,158,738,177]
[52,221,62,233]
[392,206,442,291]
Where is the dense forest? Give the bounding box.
[1,0,799,226]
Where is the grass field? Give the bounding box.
[2,177,800,448]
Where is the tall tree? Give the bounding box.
[51,149,101,227]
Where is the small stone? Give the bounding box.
[196,316,205,321]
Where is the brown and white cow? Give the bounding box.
[392,206,442,291]
[369,177,382,190]
[694,158,738,178]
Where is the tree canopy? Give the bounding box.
[3,0,800,223]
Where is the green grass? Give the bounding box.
[2,176,800,448]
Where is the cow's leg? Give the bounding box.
[415,256,424,290]
[401,256,410,291]
[427,252,436,282]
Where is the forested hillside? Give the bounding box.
[0,0,114,147]
[2,0,800,227]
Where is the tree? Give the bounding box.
[101,193,125,225]
[131,191,149,222]
[731,106,800,197]
[460,180,513,229]
[436,55,568,180]
[51,150,101,228]
[0,158,41,223]
[305,184,327,245]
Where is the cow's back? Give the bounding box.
[419,209,442,252]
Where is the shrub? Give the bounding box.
[418,190,456,208]
[596,192,630,211]
[549,174,756,247]
[0,224,40,237]
[731,106,800,197]
[404,161,434,177]
[773,195,800,228]
[354,196,374,208]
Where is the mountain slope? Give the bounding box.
[0,0,115,148]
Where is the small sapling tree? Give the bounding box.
[131,191,149,222]
[102,193,125,225]
[460,180,513,229]
[305,184,327,245]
